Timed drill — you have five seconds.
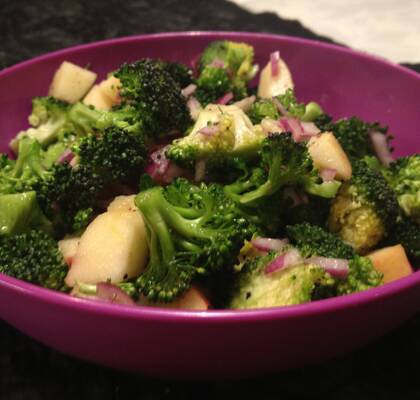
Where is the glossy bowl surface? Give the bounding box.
[0,32,419,379]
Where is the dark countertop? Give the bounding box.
[1,1,419,399]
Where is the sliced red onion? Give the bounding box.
[194,159,206,182]
[69,156,78,168]
[146,146,187,185]
[280,117,319,142]
[369,130,394,166]
[150,146,170,175]
[273,97,289,116]
[217,92,234,105]
[306,257,349,279]
[251,237,289,253]
[209,58,225,69]
[300,121,321,136]
[57,149,75,165]
[198,124,219,137]
[265,248,303,274]
[181,83,197,98]
[283,187,305,207]
[319,168,337,182]
[187,96,202,120]
[233,95,256,112]
[96,282,136,306]
[270,51,280,78]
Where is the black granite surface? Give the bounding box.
[1,1,419,399]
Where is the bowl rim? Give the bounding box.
[0,31,419,323]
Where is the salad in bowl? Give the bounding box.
[0,39,418,311]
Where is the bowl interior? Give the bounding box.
[0,31,419,318]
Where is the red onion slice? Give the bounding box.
[300,121,321,136]
[319,168,337,182]
[369,130,394,166]
[233,95,256,112]
[306,257,349,279]
[270,51,280,78]
[150,146,170,175]
[96,282,136,306]
[217,92,234,105]
[273,97,289,116]
[265,248,303,274]
[181,83,197,98]
[187,96,202,120]
[198,124,219,137]
[251,237,289,252]
[57,149,75,165]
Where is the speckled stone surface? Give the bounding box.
[1,1,419,399]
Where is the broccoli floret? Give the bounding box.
[196,41,256,106]
[247,98,279,124]
[224,133,341,207]
[318,117,391,161]
[386,218,420,263]
[166,104,265,169]
[114,59,191,137]
[247,89,322,124]
[36,128,147,233]
[284,194,331,228]
[134,178,259,302]
[11,97,72,151]
[229,249,334,309]
[286,223,383,294]
[383,155,420,223]
[157,60,193,88]
[0,229,68,291]
[328,160,399,253]
[195,67,231,106]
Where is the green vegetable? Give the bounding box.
[386,217,420,263]
[286,223,383,294]
[328,160,399,253]
[134,178,259,302]
[383,155,420,223]
[196,40,255,105]
[166,104,265,170]
[115,58,191,137]
[0,229,68,291]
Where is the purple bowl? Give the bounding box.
[0,32,419,379]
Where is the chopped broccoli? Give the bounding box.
[286,223,383,294]
[114,59,191,137]
[386,217,420,263]
[383,155,420,223]
[157,60,193,88]
[11,97,72,150]
[224,133,341,207]
[246,89,322,124]
[0,229,68,291]
[166,104,265,169]
[196,40,255,105]
[328,160,399,253]
[318,117,391,161]
[36,127,147,232]
[229,254,332,309]
[284,194,331,228]
[134,178,259,302]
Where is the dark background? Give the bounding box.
[1,1,419,399]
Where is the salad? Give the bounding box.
[0,40,418,310]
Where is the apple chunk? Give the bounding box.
[58,235,81,267]
[307,132,352,181]
[139,286,210,310]
[83,85,114,110]
[107,195,137,213]
[368,244,413,284]
[257,57,294,98]
[49,61,97,103]
[99,76,121,104]
[65,209,148,287]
